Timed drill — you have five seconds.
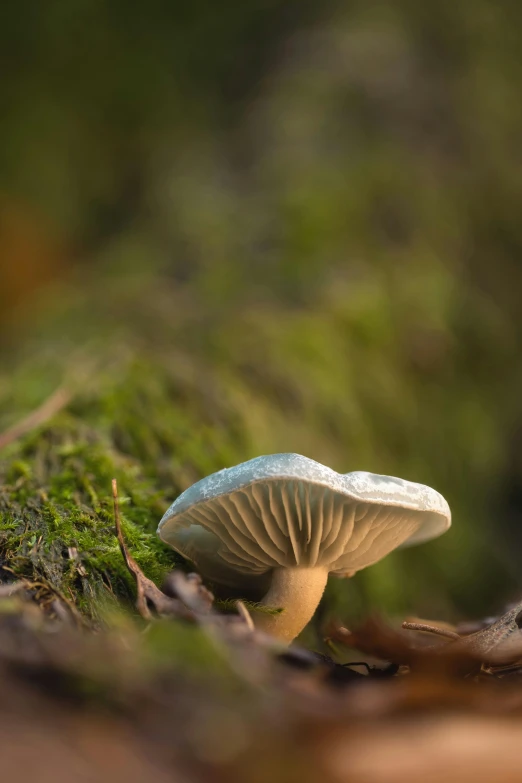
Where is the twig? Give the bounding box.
[112,479,194,621]
[402,622,460,641]
[236,600,255,632]
[0,386,72,451]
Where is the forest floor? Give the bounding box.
[1,456,522,783]
[2,283,522,783]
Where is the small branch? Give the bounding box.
[112,479,194,621]
[236,600,255,632]
[402,621,460,640]
[0,386,72,451]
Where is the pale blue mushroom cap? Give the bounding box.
[158,453,451,591]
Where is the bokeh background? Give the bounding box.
[2,0,522,634]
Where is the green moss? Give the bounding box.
[0,356,250,620]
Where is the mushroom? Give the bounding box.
[157,453,451,643]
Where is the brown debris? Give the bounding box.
[329,605,522,678]
[2,531,522,783]
[2,479,519,781]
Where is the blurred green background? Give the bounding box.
[1,0,522,632]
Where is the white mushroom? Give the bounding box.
[157,453,451,643]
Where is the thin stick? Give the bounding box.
[236,600,255,632]
[0,386,71,451]
[112,478,194,622]
[402,621,460,640]
[112,478,153,618]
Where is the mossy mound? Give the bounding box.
[0,271,519,625]
[0,346,249,619]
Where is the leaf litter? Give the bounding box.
[1,480,522,781]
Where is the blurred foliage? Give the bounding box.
[1,0,522,627]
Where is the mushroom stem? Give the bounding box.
[253,566,329,643]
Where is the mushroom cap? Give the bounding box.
[157,453,451,591]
